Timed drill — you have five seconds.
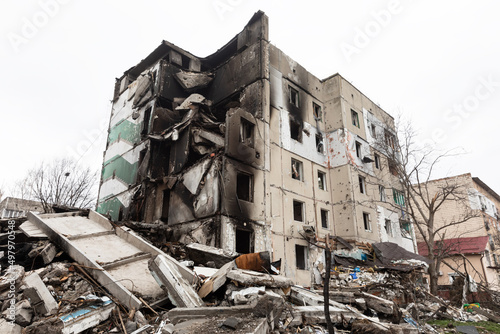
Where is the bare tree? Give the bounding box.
[375,119,479,295]
[16,158,98,213]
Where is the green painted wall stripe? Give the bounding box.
[97,197,123,221]
[108,119,142,145]
[101,156,139,185]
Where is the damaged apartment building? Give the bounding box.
[97,11,415,285]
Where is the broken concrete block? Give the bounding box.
[198,260,235,298]
[186,243,238,268]
[357,291,396,315]
[0,265,25,292]
[2,299,32,326]
[227,269,293,288]
[222,317,241,330]
[168,303,256,325]
[0,319,22,334]
[149,255,204,308]
[40,242,57,264]
[23,272,58,316]
[230,286,265,303]
[174,71,214,92]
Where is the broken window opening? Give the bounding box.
[136,149,147,183]
[142,107,152,135]
[291,159,304,181]
[374,154,380,169]
[388,160,398,176]
[321,209,329,229]
[358,175,366,194]
[363,212,371,231]
[161,189,170,221]
[400,220,411,238]
[485,249,492,267]
[355,141,362,159]
[236,172,253,202]
[385,219,392,236]
[293,200,304,222]
[289,86,299,107]
[290,117,302,142]
[181,55,190,69]
[313,102,322,122]
[316,134,324,154]
[371,124,377,138]
[379,185,386,202]
[295,244,308,270]
[239,118,255,148]
[351,109,360,128]
[385,130,395,150]
[318,171,326,191]
[236,229,252,254]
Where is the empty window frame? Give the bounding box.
[236,172,253,202]
[313,102,322,122]
[316,133,324,153]
[142,107,152,135]
[351,109,360,128]
[374,154,380,169]
[355,141,362,158]
[321,209,329,229]
[358,175,366,194]
[485,250,492,267]
[384,130,395,150]
[371,124,377,138]
[295,244,308,270]
[239,117,254,148]
[289,117,302,142]
[379,185,386,202]
[363,212,371,231]
[318,171,327,190]
[291,158,304,181]
[236,229,252,254]
[388,160,398,176]
[161,189,170,220]
[289,86,299,107]
[385,219,392,236]
[293,200,304,222]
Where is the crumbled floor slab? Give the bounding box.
[23,272,58,315]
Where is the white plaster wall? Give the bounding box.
[326,128,374,176]
[280,109,328,166]
[376,205,415,252]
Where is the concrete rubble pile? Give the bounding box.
[2,215,500,334]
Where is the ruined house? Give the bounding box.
[96,11,415,285]
[415,173,500,293]
[0,197,42,219]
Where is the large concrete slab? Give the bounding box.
[26,211,176,310]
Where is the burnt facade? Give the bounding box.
[97,11,414,285]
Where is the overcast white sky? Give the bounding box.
[1,0,499,198]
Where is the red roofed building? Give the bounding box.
[414,174,500,292]
[417,236,489,257]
